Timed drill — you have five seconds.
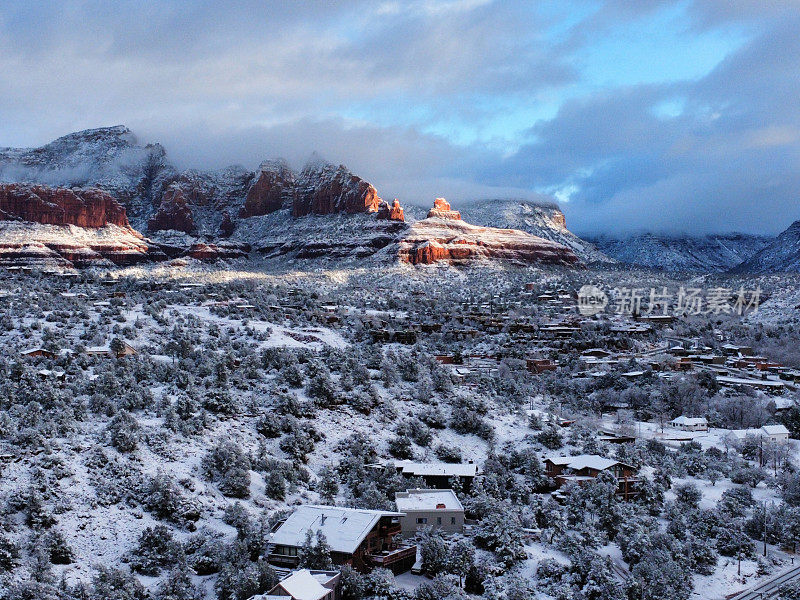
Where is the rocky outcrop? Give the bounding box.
[0,126,175,229]
[0,182,248,269]
[0,184,131,228]
[219,211,235,237]
[294,160,382,217]
[0,127,393,238]
[461,199,612,264]
[376,199,405,222]
[398,199,580,266]
[187,242,250,261]
[0,222,163,269]
[240,160,296,217]
[426,197,461,220]
[148,185,197,233]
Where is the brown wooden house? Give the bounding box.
[268,506,415,574]
[545,455,638,499]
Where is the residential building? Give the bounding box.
[761,424,790,443]
[545,455,638,499]
[395,489,464,537]
[21,347,56,358]
[85,341,137,358]
[267,506,415,574]
[250,569,340,600]
[671,416,709,432]
[527,358,558,373]
[390,461,479,493]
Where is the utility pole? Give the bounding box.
[764,500,768,557]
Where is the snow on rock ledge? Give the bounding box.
[398,198,580,266]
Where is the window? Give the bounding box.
[417,518,427,524]
[451,517,456,525]
[437,517,442,525]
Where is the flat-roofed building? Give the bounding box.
[395,489,464,537]
[671,416,709,432]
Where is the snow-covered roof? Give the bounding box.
[547,454,622,471]
[37,369,65,377]
[395,489,464,512]
[271,569,331,600]
[394,460,478,478]
[270,505,402,555]
[717,375,785,388]
[85,345,112,353]
[761,424,790,435]
[671,416,708,425]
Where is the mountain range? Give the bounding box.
[586,232,772,272]
[1,125,799,273]
[0,126,578,269]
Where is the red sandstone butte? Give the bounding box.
[398,198,579,266]
[240,160,297,218]
[376,199,405,222]
[294,164,382,217]
[148,185,197,233]
[0,184,131,228]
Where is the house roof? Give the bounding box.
[393,460,478,478]
[547,454,627,472]
[269,505,402,555]
[273,569,331,600]
[395,489,464,512]
[671,416,708,425]
[761,424,790,435]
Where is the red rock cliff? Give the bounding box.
[376,199,405,222]
[240,160,296,217]
[294,162,382,217]
[427,197,461,220]
[399,198,579,266]
[148,185,197,233]
[0,184,131,228]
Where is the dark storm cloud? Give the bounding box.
[486,8,800,235]
[0,1,798,234]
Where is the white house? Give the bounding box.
[395,489,465,537]
[671,416,709,432]
[761,424,790,443]
[730,425,791,444]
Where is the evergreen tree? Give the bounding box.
[298,530,334,570]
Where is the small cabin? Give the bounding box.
[671,416,708,432]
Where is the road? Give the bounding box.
[727,564,800,600]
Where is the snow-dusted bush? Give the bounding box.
[201,439,251,498]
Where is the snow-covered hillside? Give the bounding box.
[732,221,800,273]
[460,199,613,264]
[588,232,770,272]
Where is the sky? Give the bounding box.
[1,0,799,235]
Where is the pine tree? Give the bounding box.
[298,530,334,570]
